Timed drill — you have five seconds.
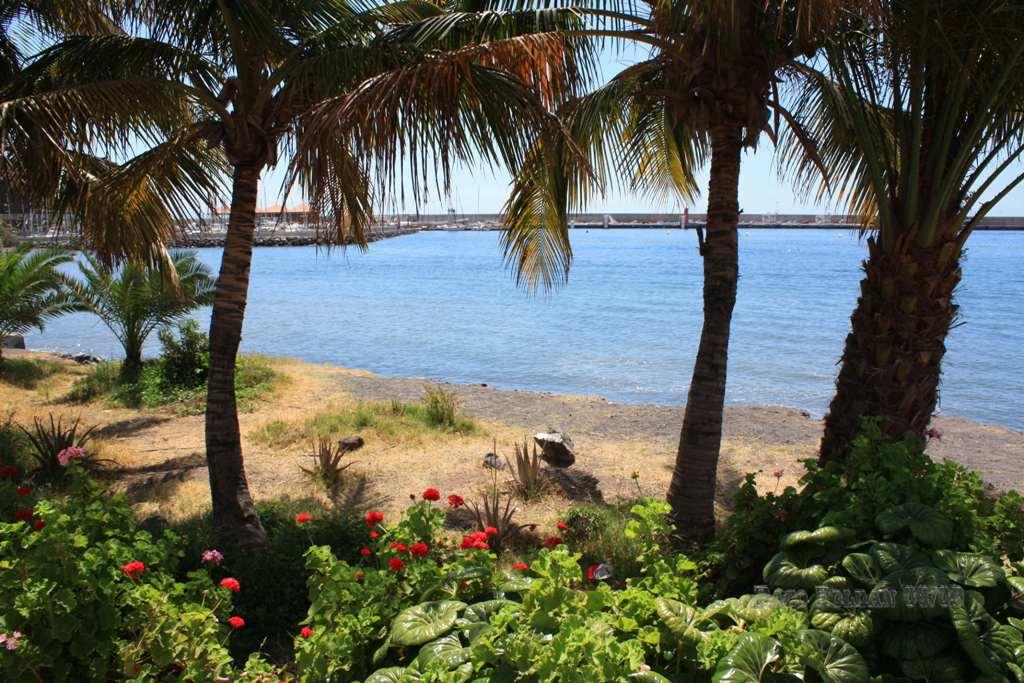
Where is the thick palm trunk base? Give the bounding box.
[205,162,267,546]
[819,236,961,462]
[667,125,742,542]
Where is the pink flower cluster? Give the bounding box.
[201,549,224,566]
[57,446,86,466]
[0,631,22,651]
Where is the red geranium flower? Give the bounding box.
[484,526,498,537]
[0,465,18,479]
[460,531,490,551]
[410,542,429,558]
[364,511,384,527]
[219,577,241,592]
[422,488,441,501]
[14,508,33,522]
[121,561,145,579]
[513,562,529,571]
[32,518,45,531]
[544,536,563,549]
[389,557,405,572]
[389,542,408,553]
[556,520,568,531]
[227,616,245,629]
[295,512,312,524]
[586,564,600,581]
[447,494,465,509]
[300,626,314,638]
[360,547,372,557]
[15,486,30,496]
[370,530,379,539]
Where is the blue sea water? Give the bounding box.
[25,229,1024,430]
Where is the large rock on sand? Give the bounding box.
[534,431,575,468]
[2,335,25,350]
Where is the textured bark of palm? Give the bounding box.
[820,235,962,462]
[205,162,268,546]
[667,124,742,542]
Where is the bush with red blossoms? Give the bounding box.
[447,494,465,508]
[421,487,441,501]
[544,536,563,549]
[364,510,384,527]
[409,541,429,558]
[121,560,146,579]
[460,531,490,551]
[388,557,405,572]
[295,512,313,524]
[300,626,314,638]
[227,616,245,629]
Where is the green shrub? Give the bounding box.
[172,498,364,664]
[561,501,647,581]
[156,319,209,389]
[63,361,122,403]
[422,384,459,428]
[18,413,99,484]
[0,357,62,389]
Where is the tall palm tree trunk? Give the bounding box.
[667,124,743,541]
[121,333,144,382]
[819,234,961,462]
[205,161,267,546]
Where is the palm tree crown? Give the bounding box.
[67,249,215,379]
[0,244,77,360]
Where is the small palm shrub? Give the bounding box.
[18,414,97,482]
[300,438,358,506]
[468,474,534,552]
[0,245,77,364]
[505,437,548,501]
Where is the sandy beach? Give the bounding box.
[3,349,1021,526]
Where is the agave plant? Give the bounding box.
[468,473,535,553]
[18,414,98,482]
[505,437,548,502]
[300,438,359,506]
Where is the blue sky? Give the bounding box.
[258,44,1024,217]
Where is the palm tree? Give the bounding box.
[28,0,587,544]
[778,0,1024,461]
[1,2,215,263]
[67,250,215,380]
[0,244,77,363]
[502,1,847,540]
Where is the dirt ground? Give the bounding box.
[3,349,1022,528]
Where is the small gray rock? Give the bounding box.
[534,431,575,468]
[483,453,505,470]
[339,435,365,452]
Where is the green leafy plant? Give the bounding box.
[155,318,209,389]
[467,474,534,552]
[422,385,459,429]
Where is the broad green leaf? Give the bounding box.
[415,632,471,669]
[869,543,931,574]
[499,575,534,593]
[932,550,1004,588]
[390,600,466,647]
[656,598,708,644]
[841,553,882,587]
[872,566,950,621]
[876,503,953,547]
[763,552,829,590]
[711,633,781,683]
[797,629,869,683]
[628,671,672,682]
[882,623,955,660]
[463,599,517,623]
[809,594,874,648]
[981,624,1024,671]
[781,527,855,552]
[365,667,408,683]
[951,592,1000,676]
[900,657,969,683]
